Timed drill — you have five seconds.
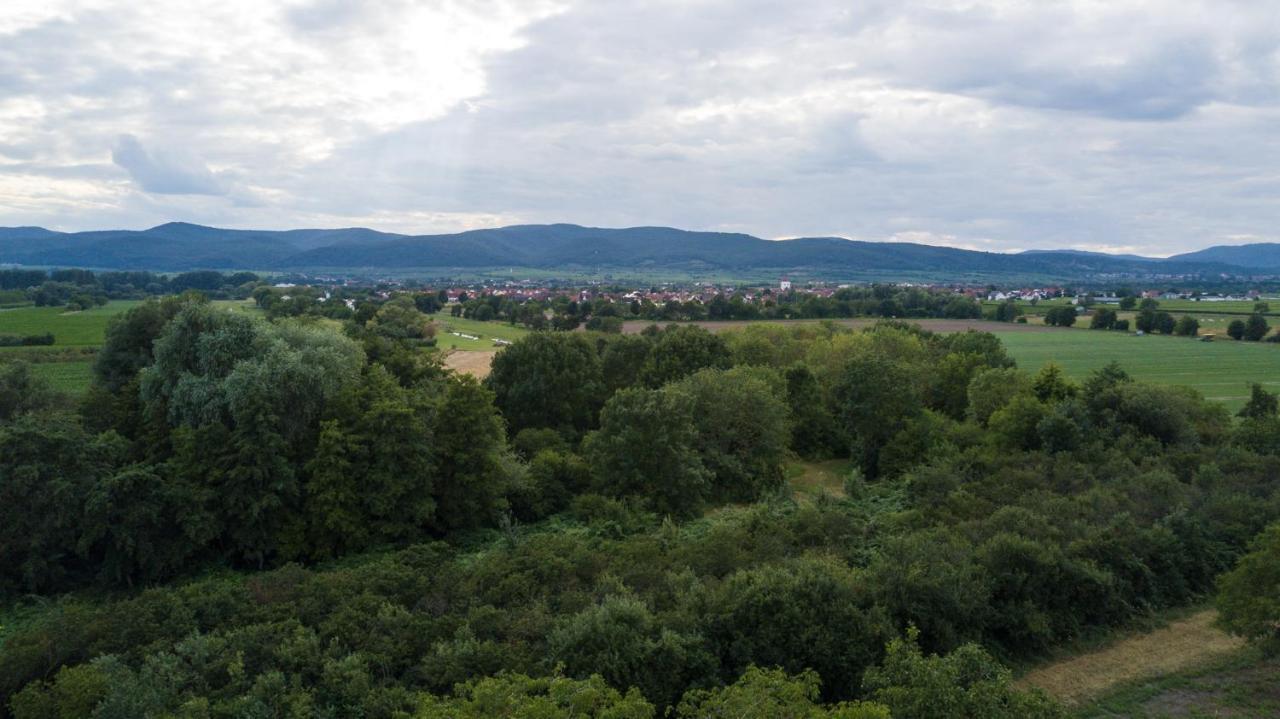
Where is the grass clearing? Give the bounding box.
[995,329,1280,412]
[786,459,852,500]
[29,360,95,394]
[1017,610,1245,709]
[443,349,498,380]
[429,312,530,351]
[1073,647,1279,718]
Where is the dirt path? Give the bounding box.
[619,318,1057,334]
[1017,610,1244,707]
[443,350,497,379]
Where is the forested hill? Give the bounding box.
[1168,242,1280,268]
[0,221,1266,277]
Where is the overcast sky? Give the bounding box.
[2,1,1278,255]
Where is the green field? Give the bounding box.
[429,312,531,351]
[997,329,1280,411]
[0,300,258,395]
[0,300,142,346]
[29,360,95,394]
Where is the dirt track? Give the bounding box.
[619,318,1058,334]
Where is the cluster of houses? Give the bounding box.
[434,279,843,307]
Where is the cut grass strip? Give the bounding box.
[1017,610,1244,708]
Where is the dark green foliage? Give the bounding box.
[0,415,126,593]
[640,325,732,387]
[6,304,1280,718]
[0,362,59,421]
[863,629,1064,719]
[1244,313,1270,341]
[701,558,892,701]
[868,530,988,653]
[1042,306,1077,327]
[583,387,710,517]
[967,367,1032,426]
[1238,383,1279,420]
[300,368,437,559]
[600,334,653,394]
[1089,308,1117,329]
[1174,314,1200,336]
[1217,524,1280,654]
[785,363,841,457]
[989,300,1022,322]
[416,672,655,718]
[1228,318,1247,340]
[833,352,923,477]
[94,294,204,392]
[676,667,890,718]
[549,595,714,707]
[432,375,510,533]
[1135,308,1170,333]
[669,367,791,503]
[486,332,606,437]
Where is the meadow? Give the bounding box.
[0,300,258,394]
[996,329,1280,411]
[0,300,142,347]
[428,311,530,350]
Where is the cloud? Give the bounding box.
[111,135,226,195]
[1,1,1280,256]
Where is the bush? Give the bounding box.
[863,629,1065,719]
[1244,313,1270,341]
[0,333,54,346]
[1042,306,1077,327]
[1217,524,1280,654]
[1173,315,1200,336]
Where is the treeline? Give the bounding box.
[0,268,261,308]
[443,285,986,330]
[4,298,1280,716]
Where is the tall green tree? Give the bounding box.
[1216,523,1280,655]
[432,375,510,533]
[486,333,606,438]
[583,387,709,517]
[670,367,791,503]
[640,325,732,388]
[0,415,125,592]
[832,353,923,476]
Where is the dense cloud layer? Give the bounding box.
[1,0,1278,255]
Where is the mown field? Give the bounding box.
[429,312,530,350]
[0,300,257,393]
[997,330,1280,412]
[0,300,142,346]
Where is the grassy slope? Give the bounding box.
[1019,606,1280,718]
[1073,647,1279,718]
[996,329,1280,412]
[1017,609,1244,708]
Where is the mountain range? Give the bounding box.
[3,222,1280,280]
